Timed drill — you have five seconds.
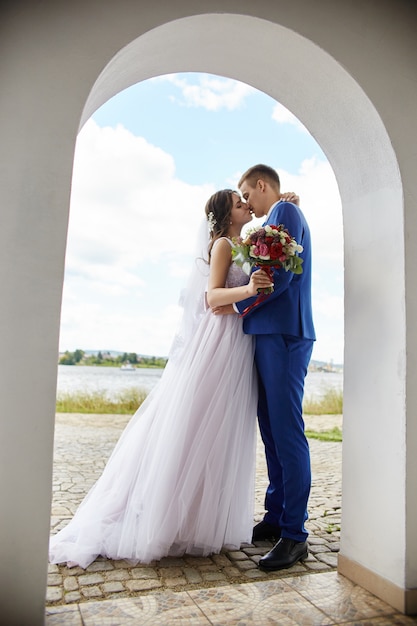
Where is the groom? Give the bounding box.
[237,164,315,570]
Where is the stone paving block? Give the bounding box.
[211,554,232,567]
[113,559,133,568]
[78,573,105,586]
[304,560,331,571]
[106,569,131,581]
[235,559,258,571]
[48,564,59,573]
[309,544,331,554]
[159,566,183,578]
[164,576,187,587]
[242,546,270,556]
[126,579,162,592]
[46,586,63,602]
[307,536,329,545]
[131,566,159,579]
[64,577,79,592]
[65,566,84,577]
[183,567,203,584]
[249,554,262,565]
[244,568,269,579]
[223,566,241,577]
[184,556,213,566]
[316,552,338,567]
[64,591,82,604]
[201,571,227,582]
[197,564,219,573]
[279,563,307,575]
[228,550,248,561]
[102,581,125,594]
[158,557,187,567]
[47,573,63,586]
[51,506,72,516]
[81,585,103,599]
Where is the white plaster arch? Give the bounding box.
[81,14,408,604]
[1,3,416,623]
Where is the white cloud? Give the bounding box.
[60,120,215,354]
[67,120,215,267]
[272,102,309,133]
[311,332,344,367]
[314,293,344,319]
[158,74,255,111]
[60,299,183,357]
[278,158,344,264]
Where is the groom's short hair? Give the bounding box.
[238,164,280,191]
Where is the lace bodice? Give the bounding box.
[213,238,249,288]
[226,261,249,288]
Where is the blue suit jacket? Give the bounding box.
[235,201,315,340]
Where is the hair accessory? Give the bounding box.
[207,212,217,233]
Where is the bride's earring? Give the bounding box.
[230,221,233,225]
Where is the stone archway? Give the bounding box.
[1,4,416,624]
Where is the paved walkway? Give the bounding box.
[45,413,417,624]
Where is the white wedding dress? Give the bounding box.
[49,240,258,568]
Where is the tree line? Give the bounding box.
[59,349,167,368]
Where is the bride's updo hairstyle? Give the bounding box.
[205,189,235,261]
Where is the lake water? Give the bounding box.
[57,365,343,400]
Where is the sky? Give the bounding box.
[60,73,344,364]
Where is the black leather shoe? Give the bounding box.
[252,520,281,543]
[259,537,308,570]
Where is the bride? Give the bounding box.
[49,189,273,568]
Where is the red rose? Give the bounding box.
[270,242,283,260]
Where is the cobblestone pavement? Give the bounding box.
[47,413,342,607]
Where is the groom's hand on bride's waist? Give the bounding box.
[211,304,237,316]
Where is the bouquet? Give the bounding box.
[232,224,303,315]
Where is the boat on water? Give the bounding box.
[120,362,135,371]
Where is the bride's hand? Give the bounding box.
[248,269,274,296]
[280,191,300,206]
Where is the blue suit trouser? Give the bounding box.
[255,333,314,542]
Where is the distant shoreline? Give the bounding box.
[59,361,342,372]
[59,363,165,369]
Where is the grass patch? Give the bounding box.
[303,388,343,415]
[56,388,147,414]
[305,427,342,442]
[56,385,344,417]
